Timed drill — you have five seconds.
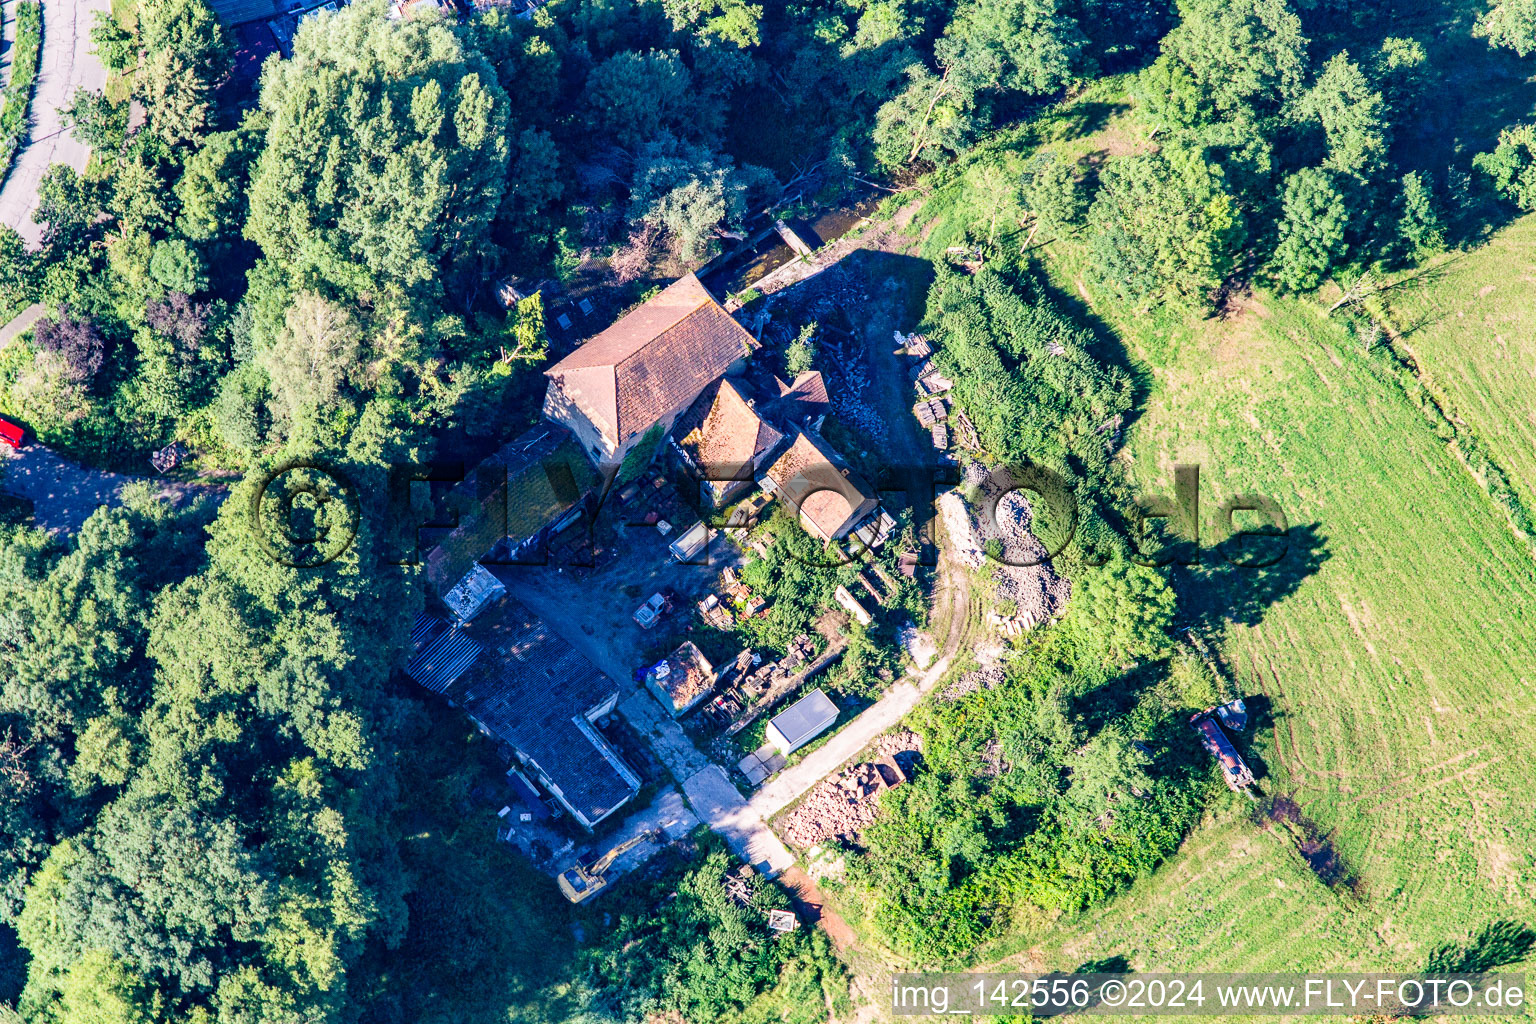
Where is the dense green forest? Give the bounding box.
[1,0,1534,1017]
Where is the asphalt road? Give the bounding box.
[0,0,110,246]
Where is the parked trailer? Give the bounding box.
[1190,712,1256,790]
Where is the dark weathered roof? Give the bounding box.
[424,425,599,595]
[766,371,830,429]
[544,274,757,447]
[406,612,484,694]
[443,597,637,824]
[208,0,280,26]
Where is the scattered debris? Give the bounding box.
[898,623,937,669]
[833,584,873,626]
[722,864,757,906]
[150,441,188,474]
[940,661,1006,701]
[698,593,734,629]
[766,908,799,932]
[939,463,1071,630]
[952,410,979,449]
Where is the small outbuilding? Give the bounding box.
[442,564,506,625]
[765,688,839,756]
[669,520,712,562]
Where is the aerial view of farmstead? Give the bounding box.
[0,0,1534,1020]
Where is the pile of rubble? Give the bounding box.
[824,338,887,443]
[939,642,1007,702]
[939,661,1006,702]
[779,731,921,848]
[939,464,1071,634]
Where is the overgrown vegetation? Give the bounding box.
[840,637,1218,962]
[582,836,848,1024]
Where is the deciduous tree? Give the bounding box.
[1270,166,1349,291]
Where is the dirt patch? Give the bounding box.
[777,864,858,950]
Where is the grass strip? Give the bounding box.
[0,1,44,185]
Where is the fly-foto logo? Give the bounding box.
[247,459,1291,571]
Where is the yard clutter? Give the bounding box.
[940,462,1070,634]
[780,731,920,848]
[832,585,872,626]
[721,633,825,735]
[633,590,677,629]
[643,642,717,718]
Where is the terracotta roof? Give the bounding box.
[774,369,823,414]
[544,274,757,447]
[674,379,784,477]
[760,431,878,541]
[767,371,830,429]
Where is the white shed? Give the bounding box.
[669,520,711,562]
[765,689,839,756]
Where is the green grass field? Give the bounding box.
[850,2,1536,1010]
[924,278,1536,1020]
[1372,216,1536,514]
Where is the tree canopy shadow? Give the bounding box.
[1172,521,1331,640]
[1426,920,1536,972]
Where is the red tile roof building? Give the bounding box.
[671,379,786,506]
[758,431,879,543]
[542,274,757,468]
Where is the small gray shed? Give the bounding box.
[765,689,839,756]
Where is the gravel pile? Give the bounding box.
[952,464,1073,627]
[939,661,1006,702]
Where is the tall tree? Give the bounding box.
[1476,0,1536,57]
[583,50,703,150]
[941,0,1087,96]
[1299,52,1388,178]
[1270,166,1348,291]
[136,0,230,148]
[246,0,511,324]
[255,292,362,432]
[1087,148,1247,306]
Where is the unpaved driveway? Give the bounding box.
[0,0,110,245]
[0,443,222,533]
[492,519,742,689]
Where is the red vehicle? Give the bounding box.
[0,418,25,450]
[1189,711,1257,790]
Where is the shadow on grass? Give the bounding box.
[1171,521,1331,639]
[1426,920,1536,972]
